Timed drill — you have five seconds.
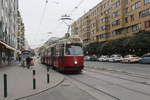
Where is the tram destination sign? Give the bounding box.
[69,38,81,42]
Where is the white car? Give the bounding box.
[109,54,123,62]
[122,55,140,63]
[84,56,90,61]
[98,55,109,62]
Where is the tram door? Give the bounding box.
[51,47,55,66]
[60,44,64,60]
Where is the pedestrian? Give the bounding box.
[30,57,34,69]
[18,56,21,62]
[26,56,32,69]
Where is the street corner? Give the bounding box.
[0,64,65,100]
[15,69,65,100]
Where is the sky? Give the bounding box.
[19,0,101,48]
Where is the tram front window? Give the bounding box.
[65,43,83,56]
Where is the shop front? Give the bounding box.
[0,41,16,67]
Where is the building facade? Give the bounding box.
[71,0,150,45]
[0,0,18,66]
[17,11,25,51]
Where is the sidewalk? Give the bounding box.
[0,60,64,100]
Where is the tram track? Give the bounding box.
[53,67,150,100]
[82,70,150,97]
[84,69,150,86]
[85,67,150,80]
[66,75,120,100]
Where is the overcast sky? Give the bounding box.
[19,0,101,48]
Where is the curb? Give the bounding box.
[15,76,65,100]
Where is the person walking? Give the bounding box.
[26,56,32,69]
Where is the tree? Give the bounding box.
[84,31,150,56]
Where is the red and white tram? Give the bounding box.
[41,35,84,72]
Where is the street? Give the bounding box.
[1,0,150,100]
[19,62,150,100]
[85,61,150,77]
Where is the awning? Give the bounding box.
[0,40,20,53]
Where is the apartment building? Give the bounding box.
[71,0,150,45]
[0,0,18,66]
[17,11,25,51]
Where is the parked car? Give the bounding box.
[98,55,109,62]
[139,53,150,64]
[109,54,123,62]
[122,55,140,63]
[89,55,98,61]
[84,56,90,61]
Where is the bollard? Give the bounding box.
[4,74,7,98]
[47,67,50,84]
[33,70,36,89]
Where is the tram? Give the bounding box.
[41,35,84,72]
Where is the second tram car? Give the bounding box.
[41,35,84,72]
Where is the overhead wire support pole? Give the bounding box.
[62,21,71,33]
[67,25,71,34]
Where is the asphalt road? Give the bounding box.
[19,62,150,100]
[85,61,150,76]
[68,69,150,100]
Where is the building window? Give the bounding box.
[139,8,150,17]
[112,10,120,18]
[132,24,141,31]
[101,25,110,31]
[145,20,150,28]
[0,21,3,40]
[112,20,120,27]
[125,0,129,4]
[144,0,150,4]
[100,17,109,24]
[125,17,128,23]
[112,1,120,9]
[130,14,134,21]
[131,2,141,10]
[125,8,129,16]
[105,8,112,14]
[105,33,110,38]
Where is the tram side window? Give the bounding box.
[51,47,55,56]
[56,45,60,56]
[48,48,51,56]
[54,47,57,56]
[60,44,64,57]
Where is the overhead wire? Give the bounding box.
[37,0,49,34]
[34,0,88,47]
[69,0,86,16]
[34,0,49,48]
[47,0,86,36]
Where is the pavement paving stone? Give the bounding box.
[0,61,64,100]
[19,79,98,100]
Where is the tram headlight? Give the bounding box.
[74,61,78,64]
